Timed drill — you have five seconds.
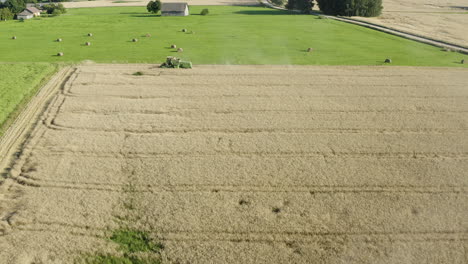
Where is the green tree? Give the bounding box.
[271,0,286,6]
[316,0,382,17]
[42,3,66,15]
[286,0,314,13]
[285,0,295,9]
[146,0,161,14]
[200,8,209,15]
[0,8,14,20]
[51,8,60,16]
[2,0,26,14]
[296,0,314,13]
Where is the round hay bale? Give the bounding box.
[145,33,151,37]
[182,29,187,32]
[88,33,93,37]
[177,48,184,52]
[12,36,16,40]
[442,47,452,52]
[384,58,392,63]
[307,48,313,52]
[171,44,177,49]
[462,59,465,64]
[57,52,64,57]
[132,38,138,42]
[57,38,62,42]
[85,42,91,46]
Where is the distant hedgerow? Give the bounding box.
[286,0,314,13]
[316,0,383,17]
[270,0,286,6]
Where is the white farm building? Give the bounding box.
[16,11,33,20]
[161,2,189,16]
[16,7,41,20]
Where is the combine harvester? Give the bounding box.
[160,56,192,68]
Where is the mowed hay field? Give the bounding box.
[0,6,466,66]
[0,65,467,263]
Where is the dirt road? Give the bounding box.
[0,64,467,263]
[354,0,468,47]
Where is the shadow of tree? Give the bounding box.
[130,15,160,17]
[234,10,298,15]
[449,6,468,10]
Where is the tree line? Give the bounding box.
[0,0,66,20]
[284,0,383,17]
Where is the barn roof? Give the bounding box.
[26,7,41,13]
[17,11,33,16]
[161,2,188,12]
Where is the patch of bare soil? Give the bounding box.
[0,64,467,263]
[353,0,468,47]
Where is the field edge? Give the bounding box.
[0,65,72,176]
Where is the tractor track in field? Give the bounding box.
[0,64,467,263]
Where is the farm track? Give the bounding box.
[0,64,467,263]
[0,67,72,171]
[263,0,468,53]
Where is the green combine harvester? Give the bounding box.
[160,56,192,69]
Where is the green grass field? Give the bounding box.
[0,5,466,66]
[0,63,58,136]
[0,5,466,134]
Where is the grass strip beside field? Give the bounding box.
[0,63,58,137]
[0,6,466,66]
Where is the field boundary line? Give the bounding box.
[13,178,468,194]
[33,151,468,159]
[0,67,73,174]
[261,0,468,54]
[13,223,468,243]
[42,123,468,134]
[0,66,73,235]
